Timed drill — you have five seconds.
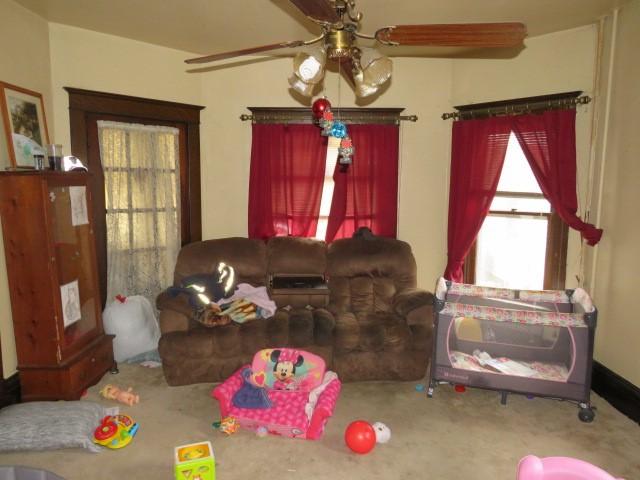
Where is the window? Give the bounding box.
[248,108,401,242]
[66,88,203,305]
[465,132,568,290]
[98,121,181,302]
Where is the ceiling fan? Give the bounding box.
[185,0,527,98]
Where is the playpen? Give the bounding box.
[428,278,597,421]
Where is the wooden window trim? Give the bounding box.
[66,87,204,306]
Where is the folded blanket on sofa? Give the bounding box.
[216,283,276,319]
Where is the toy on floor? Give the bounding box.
[372,422,391,444]
[100,384,140,406]
[174,440,215,480]
[517,455,623,480]
[93,414,138,449]
[345,420,377,454]
[218,416,239,435]
[212,348,341,440]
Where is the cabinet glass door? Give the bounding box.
[48,183,99,348]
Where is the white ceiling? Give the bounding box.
[16,0,629,58]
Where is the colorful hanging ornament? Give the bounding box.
[312,97,332,119]
[311,97,354,170]
[338,136,354,165]
[330,121,347,139]
[320,119,333,136]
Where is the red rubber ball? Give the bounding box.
[344,420,376,454]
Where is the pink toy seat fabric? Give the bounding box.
[248,348,326,392]
[517,455,624,480]
[212,349,341,440]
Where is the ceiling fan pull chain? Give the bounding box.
[337,58,342,119]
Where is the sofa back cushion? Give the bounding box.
[267,237,327,275]
[174,238,267,287]
[327,237,417,314]
[249,348,326,392]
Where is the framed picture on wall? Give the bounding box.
[0,81,50,168]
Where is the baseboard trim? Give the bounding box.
[591,361,640,424]
[0,372,21,407]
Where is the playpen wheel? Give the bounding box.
[427,387,434,398]
[578,407,595,423]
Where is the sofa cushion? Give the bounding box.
[249,348,326,392]
[174,238,267,287]
[333,311,411,354]
[327,237,417,291]
[330,276,397,314]
[267,237,327,275]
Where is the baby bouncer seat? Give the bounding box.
[212,348,341,439]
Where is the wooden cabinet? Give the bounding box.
[0,170,114,401]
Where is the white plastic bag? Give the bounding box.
[102,295,161,363]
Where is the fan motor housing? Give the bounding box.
[326,29,355,59]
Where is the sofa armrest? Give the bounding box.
[211,366,247,418]
[393,289,434,324]
[307,378,342,440]
[156,290,194,333]
[157,290,194,316]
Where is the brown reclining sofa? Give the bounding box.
[157,236,433,385]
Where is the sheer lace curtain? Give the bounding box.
[97,121,180,305]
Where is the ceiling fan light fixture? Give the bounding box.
[362,55,392,88]
[288,75,316,97]
[352,48,393,98]
[354,78,379,98]
[292,48,326,84]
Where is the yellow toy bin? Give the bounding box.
[174,441,215,480]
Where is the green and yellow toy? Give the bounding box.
[174,441,216,480]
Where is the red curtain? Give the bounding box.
[325,124,399,241]
[512,109,603,246]
[248,124,327,238]
[444,109,603,282]
[443,116,512,281]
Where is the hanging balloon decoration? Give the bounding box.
[311,97,355,169]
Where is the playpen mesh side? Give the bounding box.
[440,302,588,383]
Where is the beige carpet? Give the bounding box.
[0,364,638,480]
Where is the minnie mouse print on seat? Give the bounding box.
[249,348,326,392]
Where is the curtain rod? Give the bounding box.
[239,107,417,125]
[240,114,418,122]
[441,92,591,121]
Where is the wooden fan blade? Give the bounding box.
[376,23,527,48]
[185,41,305,64]
[289,0,340,25]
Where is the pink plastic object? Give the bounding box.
[517,455,624,480]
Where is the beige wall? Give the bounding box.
[588,1,640,385]
[451,25,599,290]
[48,23,203,158]
[0,0,53,377]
